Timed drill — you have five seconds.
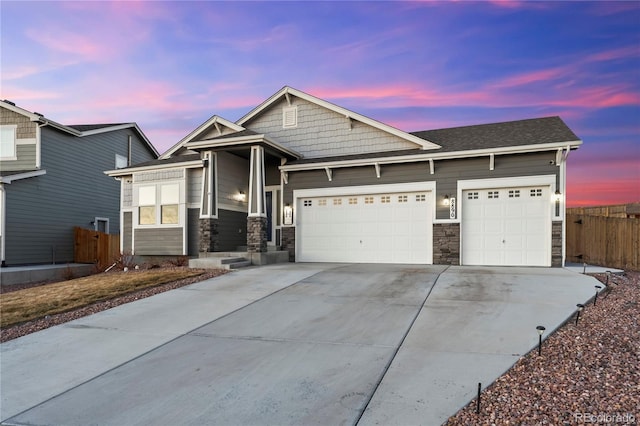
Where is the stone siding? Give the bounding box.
[199,218,219,252]
[552,221,563,267]
[281,227,296,261]
[247,216,267,253]
[433,223,460,265]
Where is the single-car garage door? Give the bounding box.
[462,187,551,266]
[297,191,432,264]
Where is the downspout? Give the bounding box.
[561,147,571,267]
[0,184,5,267]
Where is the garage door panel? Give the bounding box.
[462,187,550,266]
[298,191,432,264]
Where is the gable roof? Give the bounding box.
[160,115,244,159]
[237,86,441,151]
[1,100,159,158]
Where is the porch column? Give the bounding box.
[247,145,267,253]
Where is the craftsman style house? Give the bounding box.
[106,86,581,267]
[0,100,158,266]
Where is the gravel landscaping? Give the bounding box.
[447,271,639,425]
[0,267,227,343]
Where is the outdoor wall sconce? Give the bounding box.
[554,189,561,202]
[283,203,293,225]
[575,304,584,325]
[234,191,246,202]
[443,194,450,206]
[536,325,546,356]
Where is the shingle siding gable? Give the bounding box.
[244,97,420,158]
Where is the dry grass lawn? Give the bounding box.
[1,269,205,328]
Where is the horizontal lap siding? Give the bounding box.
[188,208,200,256]
[135,228,183,255]
[4,127,156,265]
[217,209,247,251]
[123,212,133,252]
[284,152,559,220]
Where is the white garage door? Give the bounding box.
[462,187,550,266]
[297,191,432,264]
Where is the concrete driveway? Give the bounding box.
[1,263,599,425]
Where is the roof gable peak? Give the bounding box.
[237,86,441,150]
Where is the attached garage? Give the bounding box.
[461,186,551,266]
[295,185,434,264]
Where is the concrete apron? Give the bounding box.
[1,265,600,426]
[359,266,601,425]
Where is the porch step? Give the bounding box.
[189,256,251,270]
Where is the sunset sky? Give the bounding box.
[1,1,638,207]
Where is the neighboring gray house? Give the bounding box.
[0,100,158,266]
[106,86,582,267]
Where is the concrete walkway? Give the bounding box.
[1,264,601,425]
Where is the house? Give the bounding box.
[106,86,582,267]
[0,100,158,266]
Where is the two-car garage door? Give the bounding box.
[297,191,432,264]
[461,186,551,266]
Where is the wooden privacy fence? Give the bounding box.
[74,227,120,270]
[566,214,639,271]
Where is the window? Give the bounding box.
[365,196,374,204]
[488,191,499,199]
[381,196,391,204]
[161,184,179,224]
[303,200,313,207]
[115,153,128,169]
[138,186,156,225]
[508,190,520,198]
[333,198,342,205]
[416,194,426,202]
[318,199,327,206]
[0,125,17,160]
[283,106,298,128]
[348,197,358,205]
[138,184,180,225]
[530,188,543,197]
[398,195,408,203]
[467,192,479,200]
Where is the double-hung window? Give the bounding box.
[138,186,156,225]
[161,184,179,224]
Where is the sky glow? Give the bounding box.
[1,1,638,207]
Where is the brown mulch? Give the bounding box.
[446,271,640,425]
[0,268,227,343]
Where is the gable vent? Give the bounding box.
[283,106,297,128]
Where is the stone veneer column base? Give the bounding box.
[247,216,268,253]
[281,227,296,262]
[199,218,218,253]
[551,221,563,267]
[433,223,460,265]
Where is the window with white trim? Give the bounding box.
[138,186,156,225]
[161,184,179,224]
[333,198,342,205]
[398,195,408,203]
[488,191,499,199]
[115,153,128,169]
[303,200,312,207]
[530,188,543,197]
[364,196,374,204]
[318,199,327,206]
[467,192,479,200]
[416,194,426,202]
[348,197,358,205]
[0,125,17,160]
[508,190,520,198]
[381,196,390,203]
